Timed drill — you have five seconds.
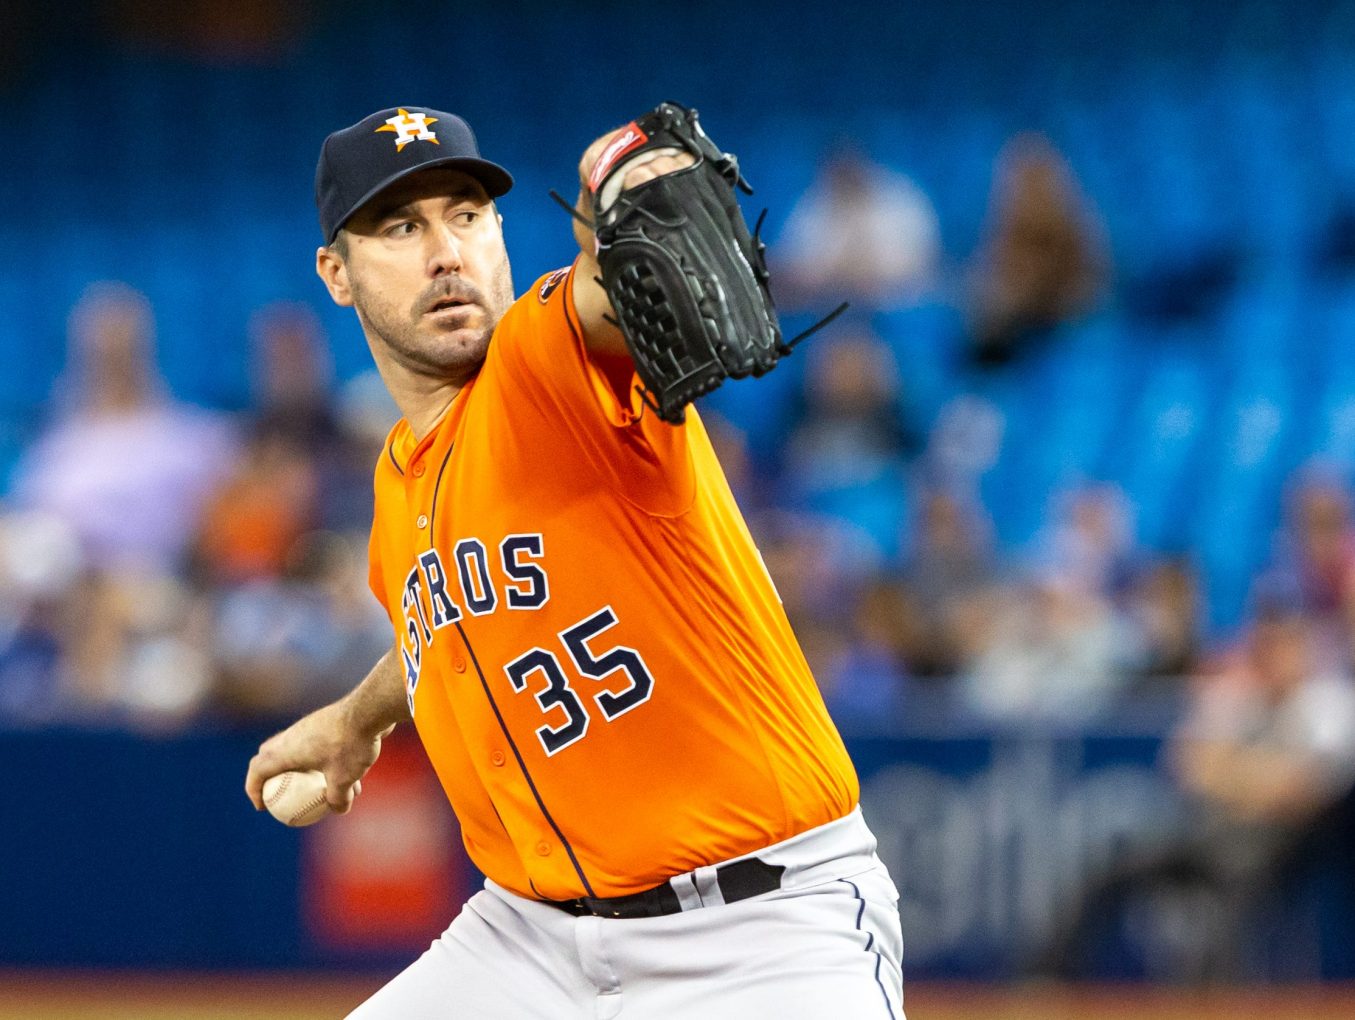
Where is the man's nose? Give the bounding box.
[426,222,463,277]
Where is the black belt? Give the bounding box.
[546,857,786,919]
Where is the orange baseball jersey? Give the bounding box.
[367,264,858,901]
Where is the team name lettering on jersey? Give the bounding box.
[400,565,432,713]
[400,533,550,711]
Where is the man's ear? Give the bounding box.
[316,244,354,307]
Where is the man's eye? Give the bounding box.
[455,211,479,226]
[386,221,418,238]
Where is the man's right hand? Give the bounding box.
[245,698,395,814]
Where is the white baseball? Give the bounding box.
[262,770,335,827]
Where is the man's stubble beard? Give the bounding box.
[352,252,515,380]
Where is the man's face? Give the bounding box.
[320,168,515,381]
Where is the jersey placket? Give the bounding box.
[412,405,597,900]
[452,617,597,899]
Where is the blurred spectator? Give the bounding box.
[954,484,1140,724]
[60,565,215,727]
[6,282,236,575]
[780,325,915,562]
[193,422,320,585]
[922,394,1006,495]
[895,489,997,679]
[1042,595,1355,980]
[1033,483,1138,600]
[958,567,1131,726]
[1263,470,1355,669]
[1121,558,1202,688]
[335,369,403,457]
[1273,472,1355,617]
[0,511,82,720]
[967,134,1109,366]
[248,301,381,533]
[1031,485,1202,698]
[188,302,337,586]
[1175,604,1355,833]
[777,144,941,307]
[249,302,336,446]
[813,577,912,731]
[211,531,392,720]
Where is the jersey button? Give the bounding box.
[412,462,426,478]
[452,656,466,673]
[535,840,552,857]
[416,514,429,529]
[490,750,506,767]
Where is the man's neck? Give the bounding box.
[394,375,465,441]
[364,334,477,441]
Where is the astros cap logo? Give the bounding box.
[376,109,440,152]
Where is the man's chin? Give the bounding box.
[410,324,492,372]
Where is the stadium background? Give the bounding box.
[4,0,1355,1015]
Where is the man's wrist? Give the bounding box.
[337,686,399,742]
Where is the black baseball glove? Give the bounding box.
[564,102,840,424]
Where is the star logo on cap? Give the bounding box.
[376,109,440,152]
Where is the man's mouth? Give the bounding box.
[427,297,474,313]
[423,295,481,323]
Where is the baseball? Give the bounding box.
[262,770,333,827]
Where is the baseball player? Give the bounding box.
[245,103,904,1018]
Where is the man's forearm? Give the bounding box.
[339,647,409,738]
[244,645,407,813]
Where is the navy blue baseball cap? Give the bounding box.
[315,106,514,244]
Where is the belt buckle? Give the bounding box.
[564,897,591,917]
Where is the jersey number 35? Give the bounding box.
[503,605,655,756]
